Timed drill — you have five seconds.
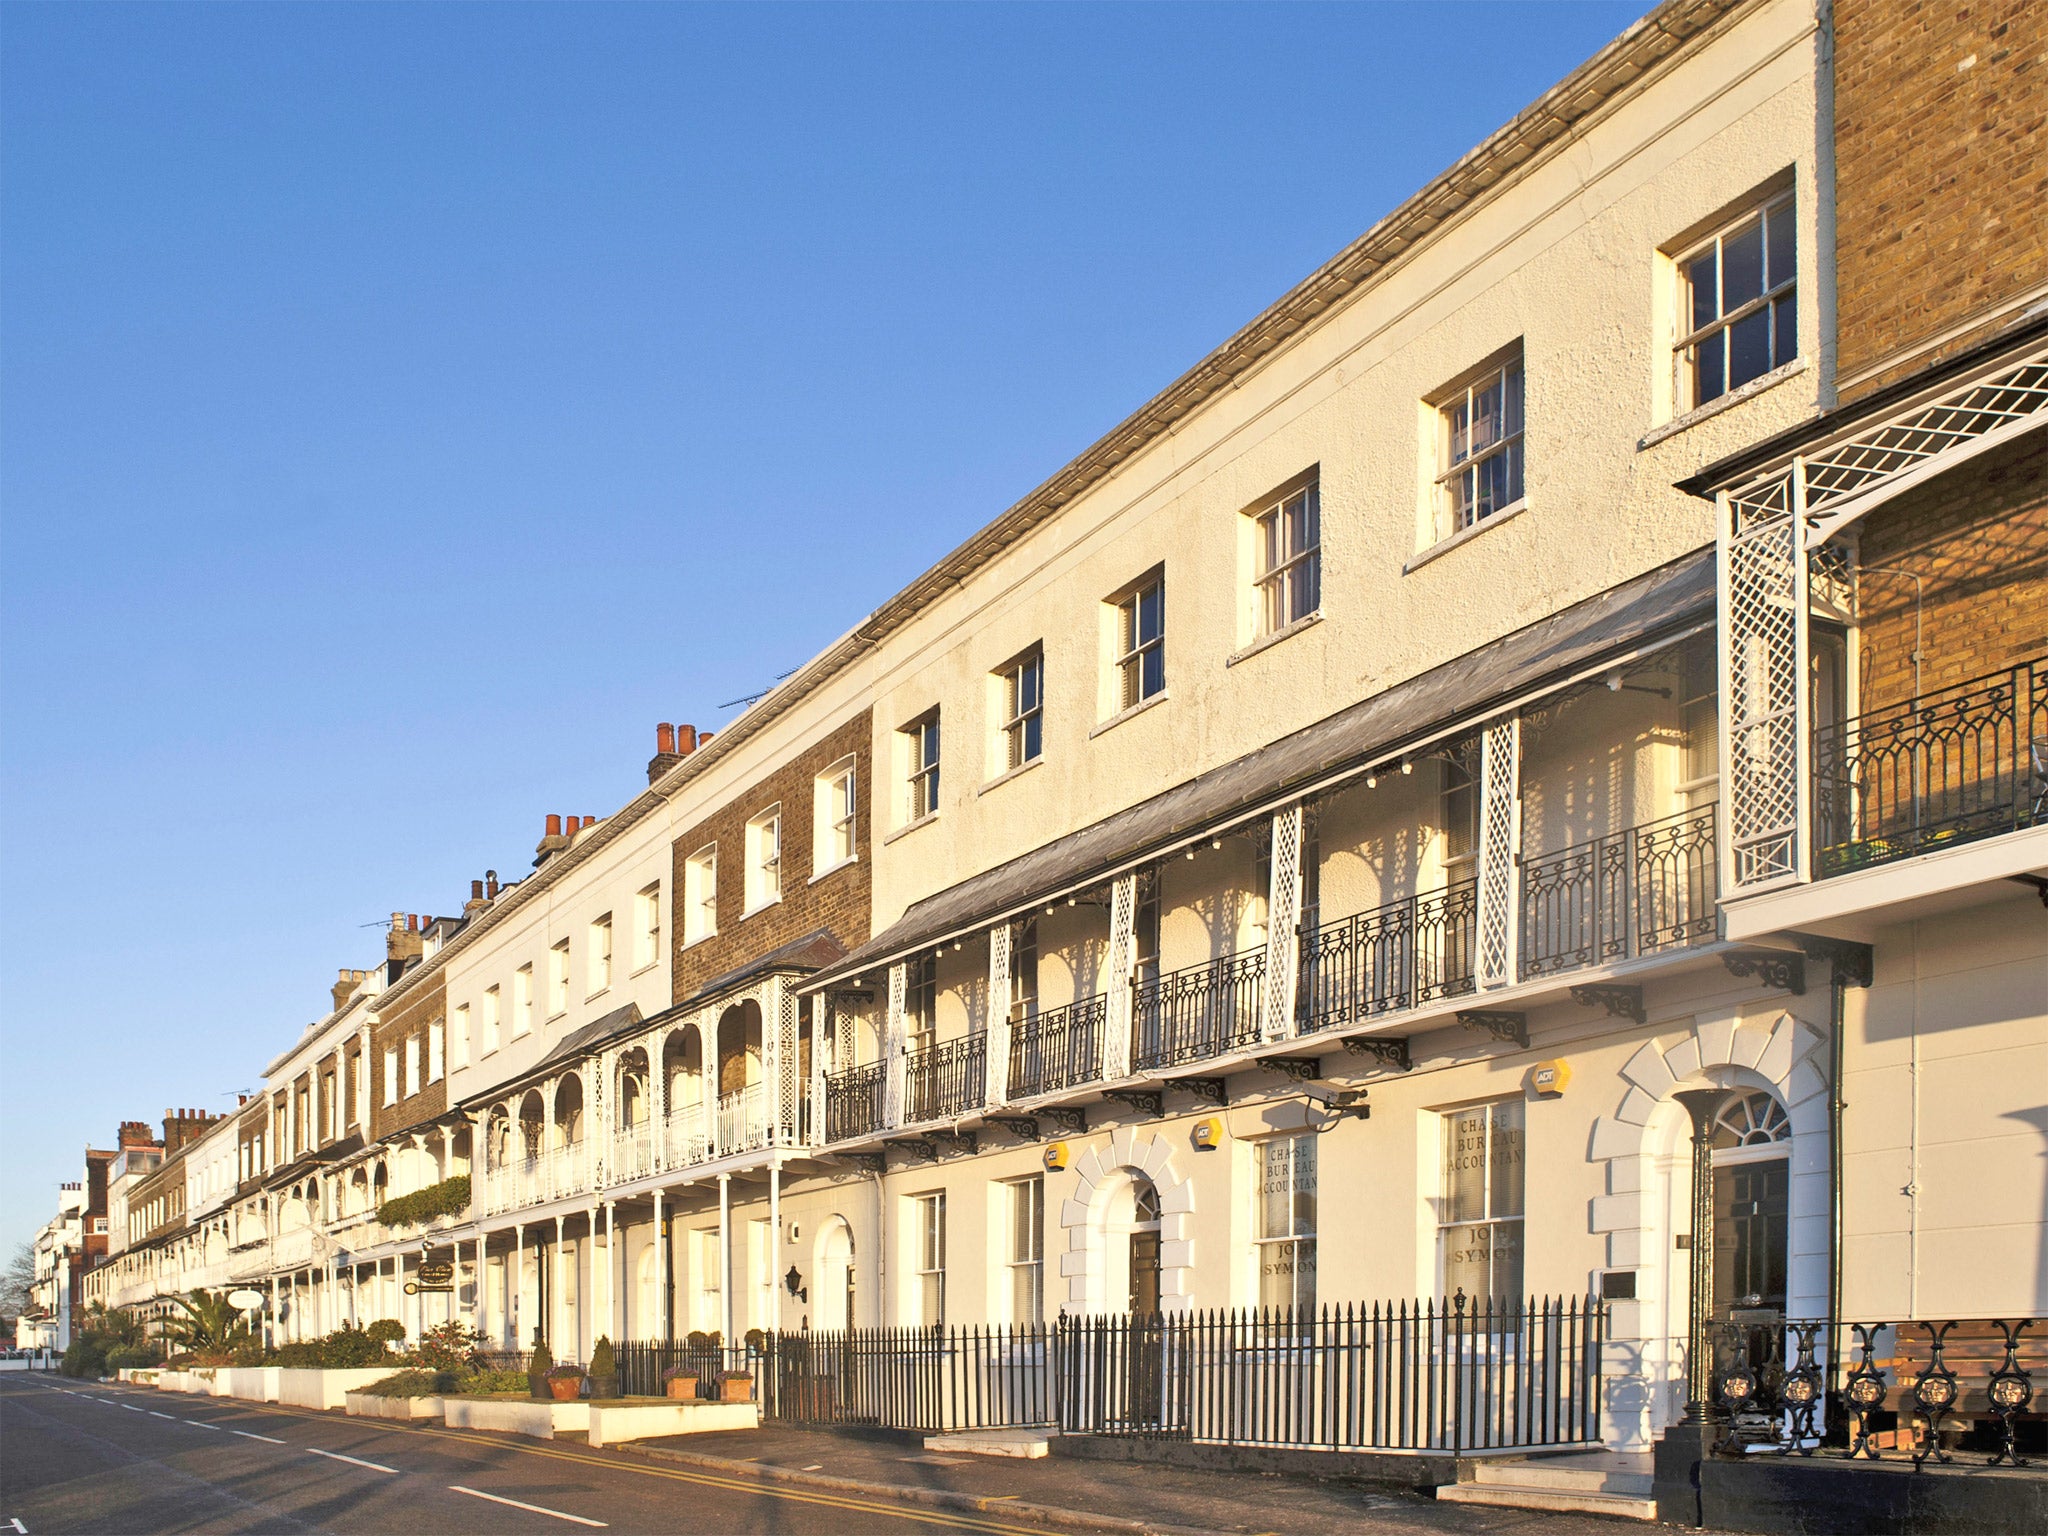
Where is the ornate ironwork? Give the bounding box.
[1297,881,1477,1031]
[1456,1010,1527,1047]
[925,1127,979,1156]
[841,1152,886,1176]
[1521,808,1718,979]
[823,1062,887,1144]
[1043,1107,1087,1136]
[888,1137,939,1166]
[1842,1323,1890,1459]
[1263,1057,1319,1083]
[1911,1321,1961,1468]
[987,1115,1042,1142]
[903,1034,987,1125]
[1723,950,1806,994]
[1339,1035,1411,1071]
[1132,946,1266,1071]
[1178,1076,1227,1105]
[1006,995,1106,1101]
[1985,1320,2035,1467]
[1102,1089,1163,1118]
[1569,983,1645,1023]
[1790,932,1874,989]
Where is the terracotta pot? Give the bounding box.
[719,1375,752,1403]
[548,1376,582,1401]
[665,1377,699,1400]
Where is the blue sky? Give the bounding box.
[0,1,1643,1270]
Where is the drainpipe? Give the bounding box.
[869,1167,886,1330]
[1827,971,1847,1394]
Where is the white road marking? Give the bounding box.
[119,1404,145,1412]
[230,1429,285,1444]
[305,1447,397,1474]
[182,1419,221,1429]
[9,1517,28,1532]
[148,1411,176,1419]
[448,1486,607,1527]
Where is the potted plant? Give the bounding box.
[587,1337,618,1400]
[546,1363,585,1402]
[716,1368,753,1404]
[526,1340,555,1401]
[663,1364,700,1401]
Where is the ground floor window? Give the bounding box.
[694,1229,721,1334]
[1439,1097,1525,1305]
[1255,1134,1316,1311]
[1006,1176,1044,1323]
[914,1192,946,1327]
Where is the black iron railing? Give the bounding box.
[1519,807,1718,980]
[1815,660,2047,877]
[1297,881,1478,1032]
[824,1062,886,1143]
[616,1338,753,1398]
[1008,996,1106,1100]
[904,1034,986,1124]
[744,1297,1603,1452]
[1132,947,1266,1071]
[760,1325,1051,1432]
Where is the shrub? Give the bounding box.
[526,1340,554,1399]
[320,1324,388,1368]
[362,1368,454,1399]
[546,1363,585,1381]
[588,1337,615,1379]
[61,1336,108,1378]
[105,1343,165,1371]
[364,1318,405,1345]
[716,1369,753,1382]
[230,1338,271,1367]
[375,1176,471,1230]
[686,1331,719,1351]
[410,1320,483,1374]
[743,1328,765,1350]
[456,1368,528,1396]
[275,1341,326,1368]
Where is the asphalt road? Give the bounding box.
[0,1374,1054,1535]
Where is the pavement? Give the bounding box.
[1,1373,1710,1534]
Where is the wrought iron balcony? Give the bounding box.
[1297,880,1477,1033]
[1007,995,1107,1099]
[1815,660,2047,877]
[1519,806,1718,979]
[824,1061,886,1143]
[1132,947,1266,1072]
[904,1034,986,1124]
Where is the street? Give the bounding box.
[0,1375,1045,1535]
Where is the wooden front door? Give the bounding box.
[1712,1158,1789,1316]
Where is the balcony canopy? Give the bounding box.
[803,545,1714,994]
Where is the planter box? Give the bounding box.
[443,1396,590,1440]
[587,1399,757,1448]
[117,1369,160,1386]
[223,1367,281,1402]
[278,1368,400,1411]
[345,1392,445,1421]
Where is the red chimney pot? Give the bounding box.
[657,723,676,754]
[546,814,562,837]
[678,725,698,754]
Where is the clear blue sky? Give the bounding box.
[0,1,1643,1269]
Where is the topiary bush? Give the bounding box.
[587,1336,617,1398]
[526,1340,554,1400]
[365,1318,404,1346]
[321,1323,388,1368]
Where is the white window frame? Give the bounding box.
[634,883,661,971]
[1674,189,1797,413]
[1252,480,1321,637]
[813,758,858,876]
[404,1036,421,1100]
[428,1019,445,1083]
[513,965,534,1038]
[1006,1175,1044,1324]
[998,649,1045,772]
[914,1191,947,1328]
[382,1048,398,1107]
[683,845,718,944]
[903,713,941,823]
[588,913,613,995]
[548,939,570,1017]
[482,986,501,1055]
[1436,1097,1526,1306]
[452,1004,471,1070]
[745,805,783,914]
[1115,578,1165,711]
[1435,352,1525,540]
[1254,1134,1317,1313]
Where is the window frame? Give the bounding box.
[683,845,719,945]
[1434,351,1525,539]
[451,1003,470,1071]
[998,649,1045,773]
[634,883,661,971]
[1436,1096,1526,1307]
[548,939,570,1017]
[745,805,784,914]
[1006,1175,1045,1324]
[1673,189,1797,413]
[814,758,858,876]
[914,1190,947,1328]
[589,913,613,995]
[1251,480,1322,638]
[903,712,941,824]
[404,1036,421,1099]
[1115,577,1166,711]
[482,985,501,1055]
[428,1019,445,1083]
[382,1047,398,1107]
[1253,1134,1317,1313]
[513,964,534,1038]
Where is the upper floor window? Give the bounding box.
[903,712,941,823]
[404,1036,421,1099]
[483,985,502,1055]
[1008,918,1039,1025]
[998,649,1044,772]
[452,1003,471,1070]
[814,759,857,874]
[1676,190,1796,410]
[1440,741,1480,881]
[548,939,570,1016]
[382,1048,398,1107]
[746,806,783,912]
[589,913,613,994]
[513,964,534,1037]
[684,845,718,943]
[907,953,938,1056]
[634,884,661,970]
[1116,577,1165,710]
[1253,480,1321,635]
[1436,351,1524,538]
[428,1019,445,1083]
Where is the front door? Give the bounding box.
[1126,1231,1164,1424]
[1128,1231,1161,1315]
[1712,1159,1789,1317]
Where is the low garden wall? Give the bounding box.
[587,1399,757,1448]
[344,1392,445,1421]
[277,1368,397,1410]
[443,1397,590,1439]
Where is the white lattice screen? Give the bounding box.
[1718,482,1808,891]
[1263,803,1303,1039]
[985,922,1012,1109]
[774,982,799,1145]
[882,962,907,1128]
[1476,718,1521,986]
[1102,875,1136,1080]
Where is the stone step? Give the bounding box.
[924,1429,1052,1459]
[1438,1482,1658,1520]
[1473,1460,1653,1495]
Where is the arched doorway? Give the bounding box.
[814,1218,855,1331]
[1100,1176,1163,1316]
[1708,1090,1791,1321]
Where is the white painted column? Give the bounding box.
[1102,874,1138,1080]
[652,1189,667,1340]
[1263,802,1304,1040]
[882,963,907,1128]
[768,1162,781,1335]
[717,1173,732,1346]
[551,1214,566,1353]
[701,1035,720,1158]
[512,1224,524,1348]
[651,1033,669,1171]
[602,1201,616,1343]
[984,924,1012,1109]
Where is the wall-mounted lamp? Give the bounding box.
[784,1265,807,1303]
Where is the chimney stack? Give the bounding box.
[332,966,370,1013]
[535,814,570,868]
[465,879,489,919]
[386,911,424,966]
[486,870,500,899]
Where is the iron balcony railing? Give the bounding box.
[1297,880,1478,1033]
[1814,660,2047,877]
[1007,995,1107,1100]
[824,1061,887,1143]
[1132,947,1266,1072]
[1519,806,1718,980]
[905,1034,987,1124]
[662,1103,709,1170]
[716,1084,769,1155]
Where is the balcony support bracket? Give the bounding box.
[927,1127,979,1157]
[841,1153,885,1176]
[1340,1036,1413,1072]
[889,1138,939,1166]
[1457,1010,1529,1048]
[1179,1076,1228,1106]
[1723,950,1806,995]
[1791,932,1874,988]
[987,1115,1042,1142]
[1570,983,1646,1024]
[1044,1107,1089,1136]
[1264,1057,1320,1083]
[1104,1089,1164,1119]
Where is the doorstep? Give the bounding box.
[925,1427,1053,1458]
[1436,1449,1656,1522]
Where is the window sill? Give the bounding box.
[1404,499,1529,574]
[584,987,610,1005]
[741,895,784,921]
[680,930,718,952]
[1638,358,1807,450]
[1227,611,1323,668]
[978,756,1043,797]
[809,855,859,886]
[884,813,939,847]
[1089,690,1168,739]
[629,960,660,980]
[545,1009,567,1025]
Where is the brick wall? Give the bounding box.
[672,710,872,1003]
[1833,0,2048,398]
[369,974,448,1141]
[1854,432,2048,715]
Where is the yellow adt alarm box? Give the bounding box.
[1191,1117,1223,1150]
[1532,1059,1572,1097]
[1043,1141,1070,1171]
